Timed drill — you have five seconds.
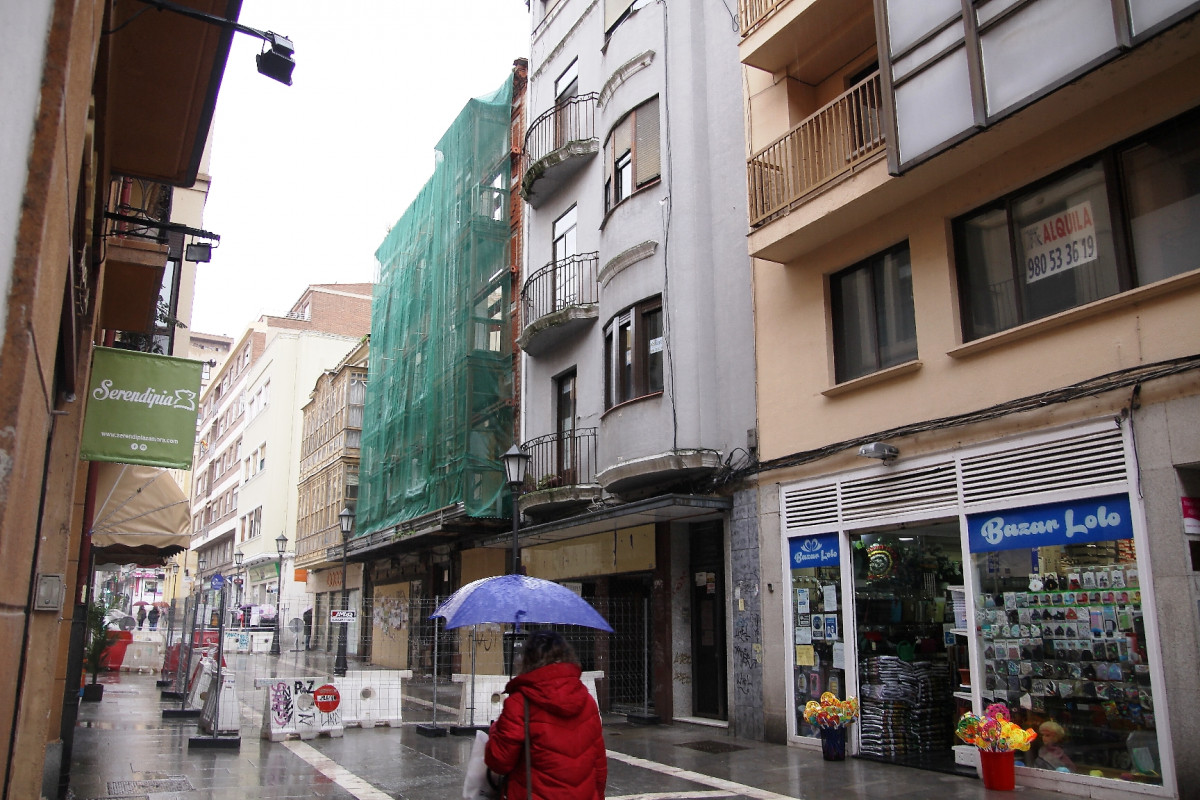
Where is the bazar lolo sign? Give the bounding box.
[80,347,202,469]
[967,494,1133,553]
[789,532,840,568]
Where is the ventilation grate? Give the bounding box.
[782,483,838,530]
[106,777,193,795]
[960,428,1125,506]
[840,464,959,522]
[676,739,749,754]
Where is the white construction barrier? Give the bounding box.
[187,655,216,711]
[222,630,274,654]
[118,632,165,673]
[338,670,412,728]
[452,671,603,727]
[256,677,345,741]
[198,669,240,735]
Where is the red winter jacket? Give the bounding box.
[484,662,606,800]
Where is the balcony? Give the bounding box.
[739,0,875,80]
[520,93,599,208]
[519,428,600,519]
[747,71,885,228]
[518,252,600,355]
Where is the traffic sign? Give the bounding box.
[330,609,356,623]
[210,573,225,591]
[314,684,340,713]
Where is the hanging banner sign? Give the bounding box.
[788,533,840,569]
[80,347,202,469]
[967,494,1132,553]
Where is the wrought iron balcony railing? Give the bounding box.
[521,428,599,491]
[747,71,885,227]
[522,252,600,325]
[524,92,599,167]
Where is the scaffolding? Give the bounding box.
[359,76,516,534]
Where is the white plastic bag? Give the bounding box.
[462,730,499,800]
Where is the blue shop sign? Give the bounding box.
[788,532,840,568]
[967,494,1132,553]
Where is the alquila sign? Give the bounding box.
[80,347,203,469]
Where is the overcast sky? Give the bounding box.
[191,0,530,337]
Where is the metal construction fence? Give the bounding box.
[147,591,653,735]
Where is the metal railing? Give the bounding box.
[738,0,788,36]
[521,427,599,491]
[521,252,600,325]
[747,71,885,227]
[524,92,599,167]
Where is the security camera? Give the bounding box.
[858,442,899,462]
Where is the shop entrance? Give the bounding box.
[850,522,968,774]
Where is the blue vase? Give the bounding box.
[820,727,846,761]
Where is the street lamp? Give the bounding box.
[501,444,531,575]
[233,550,244,628]
[334,506,355,676]
[269,534,287,656]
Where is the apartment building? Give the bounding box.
[0,3,242,795]
[295,337,368,656]
[740,1,1200,795]
[190,285,371,623]
[514,0,757,729]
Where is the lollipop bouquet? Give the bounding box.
[804,692,859,761]
[955,703,1037,752]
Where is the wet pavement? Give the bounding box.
[68,664,1073,800]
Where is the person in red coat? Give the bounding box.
[485,631,607,799]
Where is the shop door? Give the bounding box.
[850,522,966,773]
[690,521,727,720]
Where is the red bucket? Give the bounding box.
[979,749,1015,791]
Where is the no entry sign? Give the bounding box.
[314,684,340,713]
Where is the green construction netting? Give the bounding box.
[358,75,515,535]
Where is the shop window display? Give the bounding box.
[851,527,965,767]
[788,533,843,740]
[968,494,1160,785]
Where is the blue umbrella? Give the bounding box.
[430,574,613,632]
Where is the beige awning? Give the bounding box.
[91,463,190,566]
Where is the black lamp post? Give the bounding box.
[269,534,287,656]
[334,506,355,676]
[501,445,531,575]
[233,550,244,628]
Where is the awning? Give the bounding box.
[91,462,191,566]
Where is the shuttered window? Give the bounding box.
[604,96,661,212]
[605,0,635,31]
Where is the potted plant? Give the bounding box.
[81,599,114,701]
[955,703,1038,790]
[803,692,860,761]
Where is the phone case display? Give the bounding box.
[859,656,953,757]
[976,563,1157,781]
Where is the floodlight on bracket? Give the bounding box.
[132,0,295,85]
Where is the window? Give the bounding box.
[831,242,917,383]
[556,370,577,480]
[604,297,664,408]
[553,206,579,308]
[956,108,1200,340]
[604,97,660,212]
[605,0,634,31]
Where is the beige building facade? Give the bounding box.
[741,1,1200,796]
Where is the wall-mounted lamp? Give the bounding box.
[185,241,212,262]
[134,0,295,86]
[858,442,899,464]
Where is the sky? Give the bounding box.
[191,0,531,337]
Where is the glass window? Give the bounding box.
[604,297,664,409]
[604,97,661,212]
[788,533,843,741]
[956,108,1200,340]
[831,242,917,382]
[967,495,1158,785]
